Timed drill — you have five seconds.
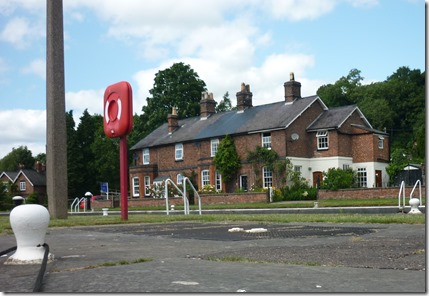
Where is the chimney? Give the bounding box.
[200,91,217,119]
[284,72,301,103]
[236,82,253,112]
[35,161,43,173]
[167,107,179,134]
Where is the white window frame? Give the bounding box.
[215,170,222,191]
[316,130,329,150]
[262,132,271,148]
[177,173,184,185]
[378,136,384,149]
[144,176,151,196]
[357,168,367,188]
[262,167,273,188]
[201,170,210,187]
[211,139,219,157]
[175,143,183,160]
[343,164,350,170]
[132,177,140,197]
[143,148,150,165]
[19,180,26,191]
[294,165,302,173]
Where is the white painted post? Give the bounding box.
[5,204,54,265]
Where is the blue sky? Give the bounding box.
[0,0,425,159]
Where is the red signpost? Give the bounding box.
[103,81,133,220]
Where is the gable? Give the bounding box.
[307,105,372,132]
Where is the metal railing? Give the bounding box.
[164,178,187,215]
[70,197,86,213]
[398,179,423,212]
[183,177,202,215]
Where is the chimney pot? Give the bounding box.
[284,73,301,103]
[236,82,253,112]
[200,91,217,118]
[168,107,179,133]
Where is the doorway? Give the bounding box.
[313,171,323,188]
[240,175,248,191]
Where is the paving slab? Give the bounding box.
[0,221,425,293]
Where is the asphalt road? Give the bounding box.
[0,221,426,293]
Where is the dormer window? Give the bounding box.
[316,130,329,150]
[262,132,271,149]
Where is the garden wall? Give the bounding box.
[91,192,267,209]
[317,186,426,200]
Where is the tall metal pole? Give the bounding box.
[119,137,129,220]
[46,0,68,219]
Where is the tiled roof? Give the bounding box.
[131,95,325,150]
[306,105,361,131]
[16,169,46,186]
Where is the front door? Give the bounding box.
[240,175,248,191]
[375,170,382,187]
[313,171,323,188]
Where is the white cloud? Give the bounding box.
[0,17,31,48]
[0,109,46,158]
[66,89,105,123]
[22,58,46,80]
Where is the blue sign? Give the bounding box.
[100,182,108,193]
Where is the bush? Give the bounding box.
[322,167,356,190]
[272,186,317,201]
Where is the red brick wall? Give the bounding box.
[318,186,426,200]
[91,192,267,209]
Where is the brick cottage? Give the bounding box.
[129,74,390,199]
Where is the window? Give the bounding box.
[263,167,273,188]
[294,166,302,172]
[378,136,384,149]
[201,170,210,187]
[211,139,219,157]
[143,148,150,164]
[316,130,329,150]
[343,164,350,170]
[357,168,367,188]
[19,181,26,191]
[215,170,222,191]
[175,143,183,160]
[132,177,140,197]
[144,176,151,196]
[177,173,184,185]
[262,132,271,148]
[3,181,8,192]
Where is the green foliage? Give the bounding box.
[272,187,317,202]
[317,66,425,164]
[0,182,12,211]
[386,148,410,183]
[25,192,40,204]
[247,146,279,188]
[213,135,241,185]
[139,62,207,136]
[199,184,220,194]
[0,146,34,171]
[215,92,235,112]
[321,167,356,190]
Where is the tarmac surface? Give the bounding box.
[0,211,426,293]
[0,203,427,293]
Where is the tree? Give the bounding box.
[317,68,363,107]
[139,62,207,136]
[90,115,120,191]
[215,92,235,112]
[213,135,241,191]
[0,146,34,171]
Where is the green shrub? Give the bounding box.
[322,167,356,190]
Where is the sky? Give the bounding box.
[0,0,425,159]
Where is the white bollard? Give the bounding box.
[408,198,422,214]
[5,204,54,265]
[102,208,109,216]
